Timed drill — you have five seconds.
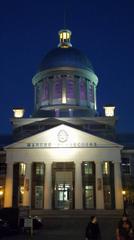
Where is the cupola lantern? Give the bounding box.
[58,29,72,48]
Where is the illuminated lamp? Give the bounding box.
[20,186,24,195]
[0,186,4,196]
[122,190,126,196]
[13,108,25,118]
[122,190,127,215]
[103,104,115,117]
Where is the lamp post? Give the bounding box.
[122,190,127,215]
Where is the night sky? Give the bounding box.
[1,0,134,134]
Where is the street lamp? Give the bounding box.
[122,190,127,215]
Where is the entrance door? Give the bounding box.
[53,169,74,209]
[55,183,72,209]
[84,185,95,209]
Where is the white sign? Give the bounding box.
[26,142,97,148]
[24,218,33,228]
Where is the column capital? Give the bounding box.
[112,160,121,164]
[94,160,102,165]
[74,160,82,165]
[45,161,52,166]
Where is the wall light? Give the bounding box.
[103,105,115,117]
[0,186,4,196]
[13,108,25,118]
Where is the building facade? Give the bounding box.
[1,29,131,210]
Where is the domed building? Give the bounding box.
[2,29,124,211]
[32,29,98,118]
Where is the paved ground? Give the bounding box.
[0,218,120,240]
[1,208,134,240]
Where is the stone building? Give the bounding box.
[1,29,133,210]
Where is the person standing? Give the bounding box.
[116,214,133,240]
[85,216,101,240]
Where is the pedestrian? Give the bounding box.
[85,216,101,240]
[116,214,133,240]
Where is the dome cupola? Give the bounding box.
[58,29,72,48]
[32,29,98,118]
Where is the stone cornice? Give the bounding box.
[32,67,98,86]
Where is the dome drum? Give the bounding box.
[34,73,96,114]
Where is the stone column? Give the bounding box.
[113,161,123,209]
[75,162,83,209]
[95,161,104,209]
[4,162,13,207]
[44,162,52,209]
[23,163,31,207]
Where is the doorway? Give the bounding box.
[55,183,72,209]
[52,162,75,209]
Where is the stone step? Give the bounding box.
[31,209,123,218]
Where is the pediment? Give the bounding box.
[5,124,122,149]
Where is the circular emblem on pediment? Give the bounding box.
[57,130,68,142]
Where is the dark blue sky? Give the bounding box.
[1,0,134,134]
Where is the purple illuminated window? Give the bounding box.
[80,79,86,100]
[41,80,48,101]
[66,80,75,98]
[52,79,62,99]
[88,82,94,103]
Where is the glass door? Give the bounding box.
[52,164,75,210]
[84,185,95,209]
[55,183,72,209]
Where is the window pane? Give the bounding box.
[80,79,86,100]
[20,163,26,176]
[102,162,110,175]
[52,79,62,99]
[36,164,44,175]
[35,186,43,208]
[66,79,75,99]
[103,185,112,209]
[84,162,93,174]
[85,185,94,208]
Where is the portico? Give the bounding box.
[4,124,123,210]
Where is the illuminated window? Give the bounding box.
[58,29,72,48]
[35,186,44,208]
[36,163,44,175]
[102,162,110,175]
[80,79,86,101]
[66,79,75,99]
[84,185,94,209]
[84,162,93,175]
[20,163,26,176]
[52,79,62,100]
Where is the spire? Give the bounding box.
[58,29,72,48]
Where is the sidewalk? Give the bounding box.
[1,228,83,240]
[1,212,134,240]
